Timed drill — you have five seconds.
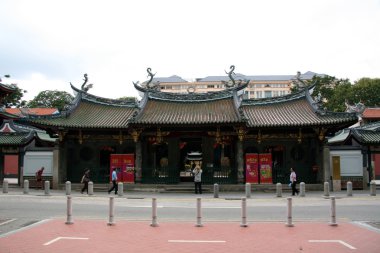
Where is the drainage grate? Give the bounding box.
[21,221,39,228]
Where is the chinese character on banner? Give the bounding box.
[245,153,259,183]
[259,153,273,184]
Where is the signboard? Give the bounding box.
[259,153,273,184]
[110,154,135,183]
[245,153,259,183]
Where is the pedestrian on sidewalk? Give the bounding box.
[290,168,299,196]
[35,167,44,190]
[108,168,118,194]
[81,169,91,194]
[192,163,202,194]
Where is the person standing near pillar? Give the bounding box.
[290,168,299,196]
[108,168,118,194]
[35,167,44,190]
[193,163,202,194]
[81,169,90,194]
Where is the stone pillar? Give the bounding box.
[323,146,331,189]
[300,182,305,197]
[236,140,244,184]
[276,183,282,197]
[213,183,219,198]
[347,181,353,197]
[23,180,29,194]
[2,179,8,193]
[135,141,142,183]
[65,181,71,195]
[88,181,94,195]
[118,182,123,197]
[52,147,60,189]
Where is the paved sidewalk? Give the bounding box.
[1,219,380,253]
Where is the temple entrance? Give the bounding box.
[179,138,202,182]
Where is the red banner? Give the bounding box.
[110,154,135,183]
[259,153,272,184]
[245,153,259,183]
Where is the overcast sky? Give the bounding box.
[1,0,379,101]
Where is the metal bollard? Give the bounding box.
[300,182,305,197]
[195,197,203,227]
[329,196,338,226]
[88,181,94,195]
[66,181,71,195]
[65,196,73,224]
[323,182,330,197]
[2,179,8,193]
[245,183,251,198]
[347,181,353,197]
[150,198,158,227]
[23,180,29,194]
[118,182,123,197]
[240,197,248,227]
[44,181,50,195]
[285,197,294,227]
[370,180,376,196]
[276,183,282,197]
[108,197,115,225]
[213,183,219,198]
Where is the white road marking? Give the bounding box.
[309,240,356,250]
[44,237,89,246]
[168,240,226,243]
[0,219,17,226]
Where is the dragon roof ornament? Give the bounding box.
[221,65,250,88]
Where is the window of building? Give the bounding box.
[264,91,272,98]
[207,85,215,88]
[256,91,263,98]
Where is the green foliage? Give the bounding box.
[27,90,74,111]
[1,84,28,108]
[351,78,380,106]
[292,75,379,112]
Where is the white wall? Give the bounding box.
[330,150,363,176]
[23,151,53,176]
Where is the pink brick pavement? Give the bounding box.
[1,219,379,253]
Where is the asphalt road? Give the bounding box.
[1,188,380,236]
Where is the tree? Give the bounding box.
[27,90,74,111]
[351,78,380,107]
[1,75,28,108]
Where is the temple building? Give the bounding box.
[25,70,357,188]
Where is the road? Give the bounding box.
[1,188,379,236]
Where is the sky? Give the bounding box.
[1,0,379,101]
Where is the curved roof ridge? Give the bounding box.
[241,88,306,106]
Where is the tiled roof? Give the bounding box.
[5,108,59,117]
[151,75,188,83]
[132,98,242,125]
[241,97,357,128]
[352,129,380,144]
[31,100,137,129]
[0,132,34,146]
[362,108,380,119]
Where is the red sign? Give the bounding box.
[245,153,259,183]
[259,153,273,184]
[110,154,135,183]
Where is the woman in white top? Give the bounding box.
[192,164,202,194]
[290,168,299,196]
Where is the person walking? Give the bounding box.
[108,168,118,194]
[35,167,44,190]
[290,168,299,196]
[192,163,202,194]
[81,169,91,194]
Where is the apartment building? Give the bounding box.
[154,71,320,99]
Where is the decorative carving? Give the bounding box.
[129,128,143,143]
[58,130,67,142]
[235,126,247,141]
[118,131,123,145]
[79,130,83,144]
[221,65,250,88]
[314,127,327,141]
[146,68,155,88]
[257,129,262,144]
[298,128,302,143]
[81,74,93,92]
[155,128,169,144]
[292,71,307,89]
[345,100,365,115]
